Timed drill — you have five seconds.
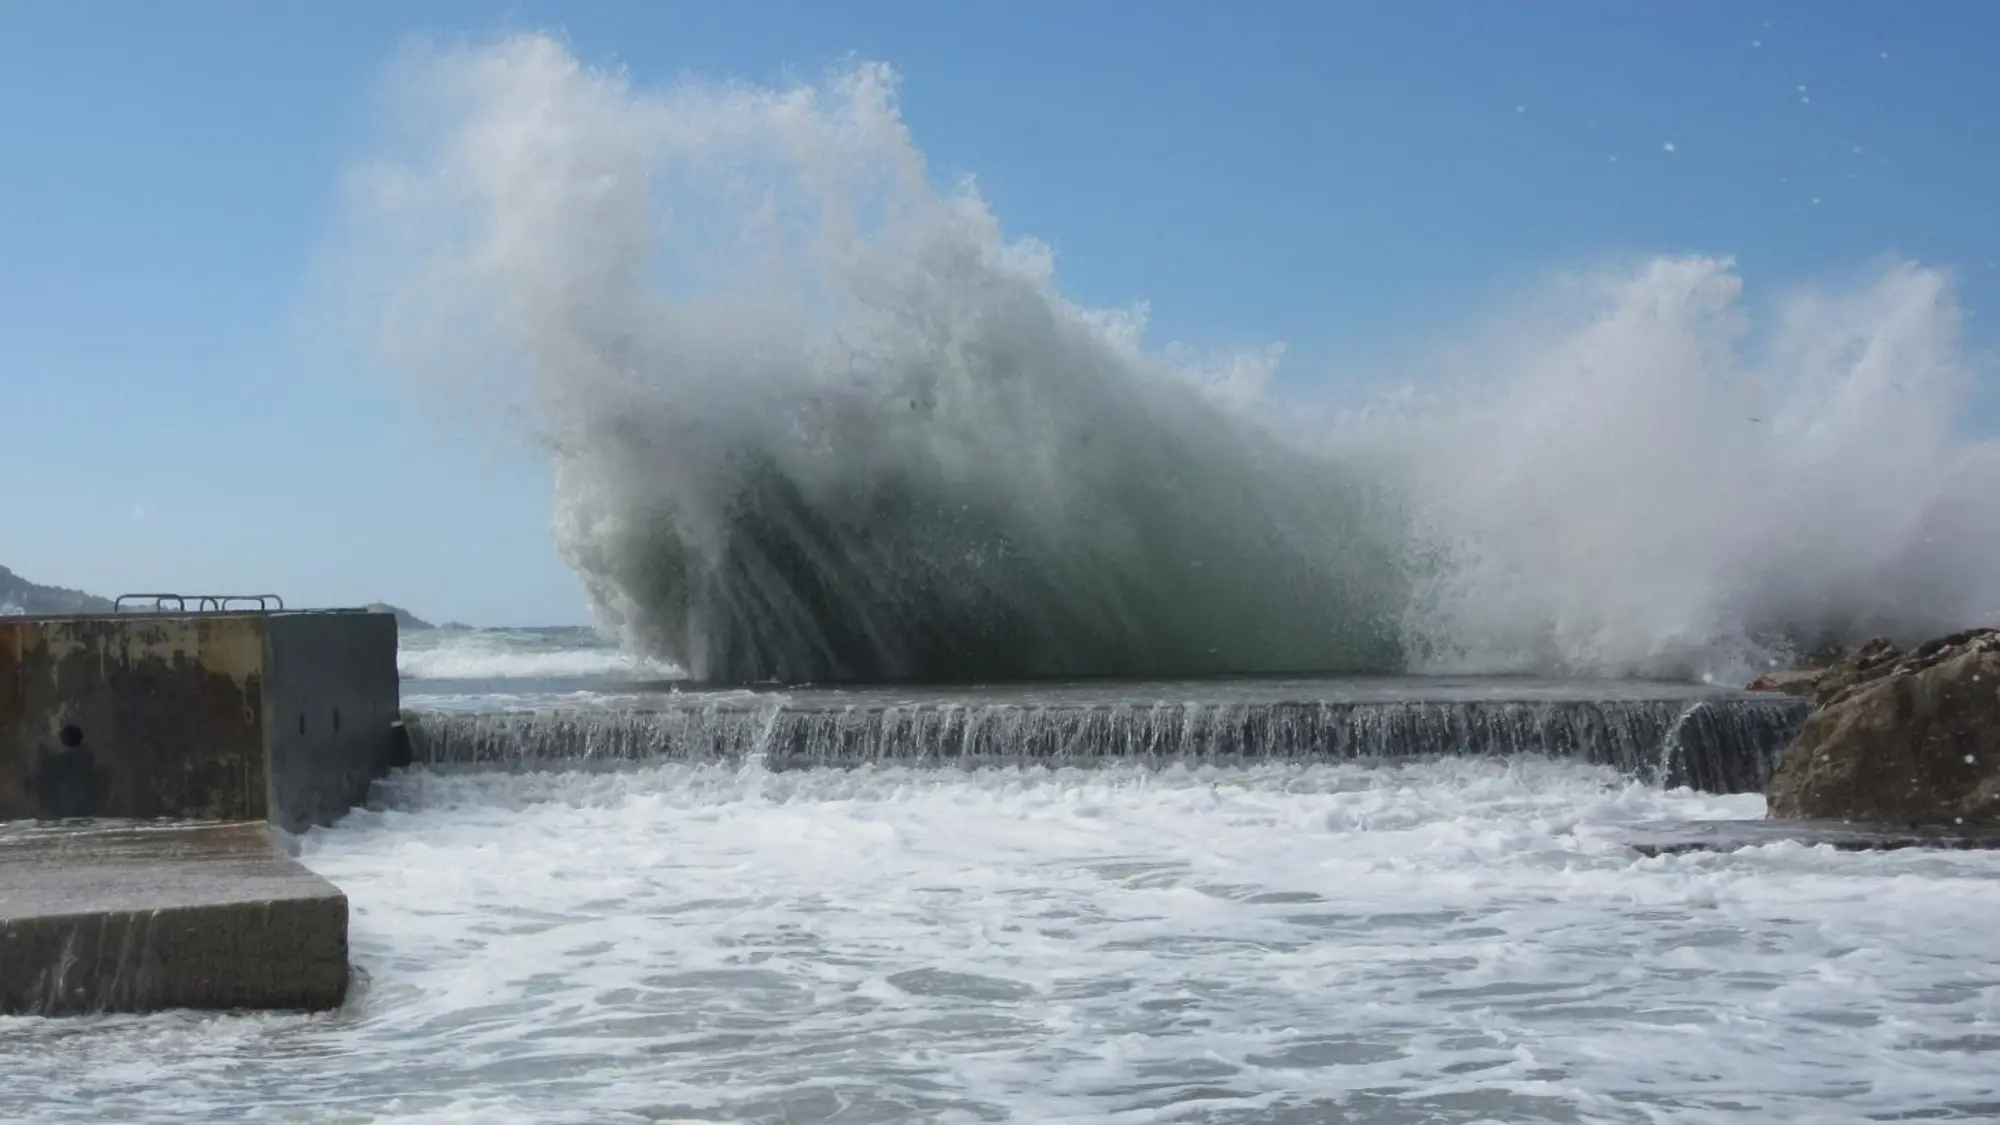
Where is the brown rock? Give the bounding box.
[1766,629,2000,825]
[1748,637,1907,707]
[1744,667,1827,700]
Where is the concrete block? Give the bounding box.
[0,610,399,831]
[262,612,401,832]
[0,821,348,1015]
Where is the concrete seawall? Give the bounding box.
[261,611,402,833]
[0,609,398,833]
[0,607,398,1015]
[402,680,1812,794]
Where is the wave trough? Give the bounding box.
[350,34,2000,685]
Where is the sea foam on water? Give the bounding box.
[8,761,2000,1123]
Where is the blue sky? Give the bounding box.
[3,1,1995,626]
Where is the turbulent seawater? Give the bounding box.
[398,625,673,683]
[7,758,2000,1124]
[3,635,1996,1123]
[346,34,2000,687]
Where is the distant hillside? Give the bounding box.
[1,567,433,624]
[0,566,115,615]
[363,603,436,630]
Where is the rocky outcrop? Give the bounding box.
[1748,637,1904,706]
[1765,629,2000,825]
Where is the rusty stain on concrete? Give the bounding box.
[3,610,398,828]
[0,615,269,822]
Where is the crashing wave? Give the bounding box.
[346,35,2000,685]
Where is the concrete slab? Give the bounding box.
[0,821,347,1016]
[1610,818,2000,856]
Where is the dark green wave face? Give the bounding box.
[559,315,1412,685]
[624,472,1406,685]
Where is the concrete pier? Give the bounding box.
[0,605,398,1015]
[0,608,399,833]
[0,821,348,1015]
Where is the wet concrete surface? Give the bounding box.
[0,821,348,1015]
[1611,818,2000,856]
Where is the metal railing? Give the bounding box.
[113,593,287,614]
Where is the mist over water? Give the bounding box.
[353,34,2000,685]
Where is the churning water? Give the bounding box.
[6,759,2000,1124]
[2,639,1982,1123]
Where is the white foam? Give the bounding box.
[7,760,1997,1122]
[398,630,680,681]
[1360,255,2000,681]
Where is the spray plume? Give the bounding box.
[351,35,2000,683]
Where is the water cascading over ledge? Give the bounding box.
[398,680,1812,794]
